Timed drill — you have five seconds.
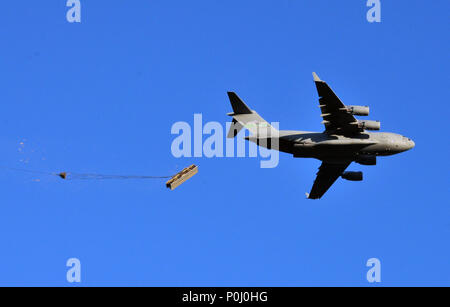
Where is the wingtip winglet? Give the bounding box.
[312,72,321,82]
[306,192,320,200]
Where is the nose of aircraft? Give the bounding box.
[399,136,415,152]
[404,137,415,150]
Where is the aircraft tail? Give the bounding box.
[228,92,253,115]
[226,92,277,138]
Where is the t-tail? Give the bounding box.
[226,92,277,138]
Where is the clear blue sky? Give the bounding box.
[0,1,448,286]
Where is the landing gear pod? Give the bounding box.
[166,165,198,190]
[341,171,363,181]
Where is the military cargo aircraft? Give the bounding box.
[227,72,415,199]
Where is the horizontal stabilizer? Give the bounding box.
[226,91,277,137]
[227,118,244,138]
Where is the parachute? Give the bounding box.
[1,165,198,190]
[56,172,173,180]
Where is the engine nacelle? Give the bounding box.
[341,171,363,181]
[355,155,376,166]
[358,120,380,131]
[347,105,369,116]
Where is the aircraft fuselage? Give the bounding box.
[248,131,415,161]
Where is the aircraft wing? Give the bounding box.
[313,72,360,134]
[306,161,351,199]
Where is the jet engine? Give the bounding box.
[341,171,363,181]
[346,105,369,116]
[357,120,380,130]
[355,155,376,166]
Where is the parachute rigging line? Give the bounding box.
[0,166,174,181]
